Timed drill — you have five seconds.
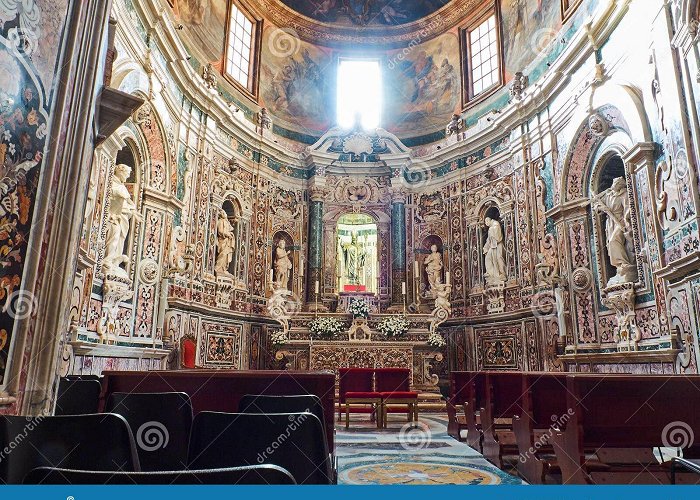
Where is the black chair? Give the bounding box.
[189,411,333,485]
[238,394,326,434]
[0,414,140,484]
[105,392,192,471]
[55,377,101,415]
[24,465,296,485]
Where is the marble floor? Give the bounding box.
[335,413,524,485]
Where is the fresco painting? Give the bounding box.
[172,0,228,63]
[280,0,452,26]
[384,31,460,137]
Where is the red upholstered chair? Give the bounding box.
[338,368,382,429]
[375,368,418,428]
[181,337,197,369]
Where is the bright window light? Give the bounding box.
[337,59,381,130]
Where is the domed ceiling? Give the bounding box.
[279,0,452,26]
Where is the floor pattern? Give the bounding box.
[336,414,523,485]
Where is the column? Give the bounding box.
[389,189,407,311]
[306,186,327,311]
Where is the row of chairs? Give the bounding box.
[338,368,418,429]
[2,390,333,484]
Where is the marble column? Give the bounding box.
[389,189,408,311]
[306,187,327,311]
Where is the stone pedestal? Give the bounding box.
[485,283,505,314]
[602,282,638,351]
[98,275,133,343]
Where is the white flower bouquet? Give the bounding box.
[309,316,345,339]
[427,331,447,348]
[348,298,370,318]
[377,315,410,338]
[270,330,288,348]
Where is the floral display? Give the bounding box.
[348,298,370,318]
[377,315,409,338]
[426,331,447,348]
[309,316,345,339]
[269,330,288,348]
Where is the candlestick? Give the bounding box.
[315,280,320,294]
[445,271,450,285]
[402,281,406,295]
[299,261,304,278]
[414,260,419,277]
[269,269,274,283]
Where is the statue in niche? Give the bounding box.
[342,232,366,285]
[424,244,443,296]
[483,216,507,286]
[215,211,235,275]
[592,177,637,286]
[103,164,141,278]
[274,239,292,290]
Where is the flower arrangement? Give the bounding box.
[427,331,447,348]
[309,317,345,339]
[269,330,288,348]
[377,315,410,338]
[348,298,370,318]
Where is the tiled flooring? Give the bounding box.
[335,413,523,485]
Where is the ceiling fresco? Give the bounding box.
[279,0,452,26]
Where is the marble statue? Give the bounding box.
[483,217,507,286]
[430,283,452,335]
[424,244,443,295]
[215,211,235,275]
[103,164,141,277]
[592,177,637,285]
[274,239,292,289]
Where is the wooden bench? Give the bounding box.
[512,372,569,483]
[449,371,488,452]
[100,370,337,453]
[551,374,700,484]
[480,372,524,468]
[447,371,476,441]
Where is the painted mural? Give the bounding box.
[172,0,227,63]
[260,26,334,135]
[279,0,451,26]
[384,30,460,137]
[500,0,561,78]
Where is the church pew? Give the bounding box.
[551,374,700,484]
[480,372,524,468]
[447,371,473,440]
[99,370,336,453]
[512,372,569,484]
[450,371,488,451]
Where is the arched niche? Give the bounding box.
[113,139,143,278]
[271,231,295,291]
[336,213,379,295]
[418,235,445,298]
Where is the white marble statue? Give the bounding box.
[483,216,507,286]
[342,232,365,285]
[274,239,292,289]
[215,211,235,275]
[592,177,636,285]
[424,244,443,295]
[103,164,141,277]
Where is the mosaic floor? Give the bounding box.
[335,413,524,485]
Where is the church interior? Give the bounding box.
[2,0,700,487]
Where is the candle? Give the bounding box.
[315,280,320,294]
[445,271,451,285]
[299,261,304,278]
[402,281,406,295]
[269,269,274,282]
[414,260,419,277]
